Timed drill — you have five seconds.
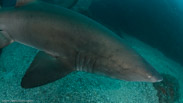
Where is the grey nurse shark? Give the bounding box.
[0,1,162,88]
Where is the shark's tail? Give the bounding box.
[0,30,14,49]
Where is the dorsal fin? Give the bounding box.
[15,0,79,8]
[16,0,36,7]
[0,0,79,8]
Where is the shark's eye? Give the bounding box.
[148,75,152,78]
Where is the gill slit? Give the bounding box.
[75,51,96,72]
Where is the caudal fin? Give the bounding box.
[0,30,14,48]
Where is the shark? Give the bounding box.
[0,1,162,88]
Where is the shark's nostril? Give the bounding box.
[157,76,163,82]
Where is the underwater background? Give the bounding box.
[0,0,183,103]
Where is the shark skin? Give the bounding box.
[0,1,162,88]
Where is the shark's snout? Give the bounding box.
[149,74,163,82]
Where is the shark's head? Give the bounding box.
[94,43,163,83]
[115,57,163,82]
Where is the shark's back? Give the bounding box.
[0,1,120,55]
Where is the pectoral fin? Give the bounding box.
[21,51,74,88]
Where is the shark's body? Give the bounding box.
[0,1,162,88]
